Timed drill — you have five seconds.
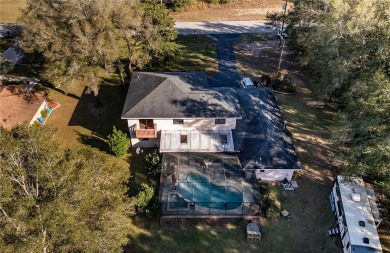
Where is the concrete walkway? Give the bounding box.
[175,21,272,35]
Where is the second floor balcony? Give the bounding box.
[135,124,157,139]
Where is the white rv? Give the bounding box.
[330,176,383,253]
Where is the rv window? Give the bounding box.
[215,119,226,124]
[220,134,228,144]
[180,135,188,144]
[173,119,184,124]
[346,242,350,249]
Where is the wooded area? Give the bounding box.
[18,0,178,93]
[0,125,131,252]
[284,0,390,206]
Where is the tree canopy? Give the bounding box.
[0,124,131,252]
[287,0,390,99]
[19,0,178,92]
[283,0,390,204]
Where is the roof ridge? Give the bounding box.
[121,74,167,118]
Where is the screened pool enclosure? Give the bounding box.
[159,152,261,217]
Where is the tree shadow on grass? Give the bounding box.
[127,148,159,197]
[76,131,108,153]
[68,77,128,139]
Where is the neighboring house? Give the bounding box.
[1,44,24,73]
[121,72,241,151]
[330,176,383,253]
[234,89,301,181]
[0,84,47,130]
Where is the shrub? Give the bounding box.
[261,194,281,220]
[261,75,272,86]
[137,183,155,213]
[40,108,48,118]
[145,150,162,176]
[107,126,130,157]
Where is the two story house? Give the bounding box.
[121,72,241,152]
[121,72,301,217]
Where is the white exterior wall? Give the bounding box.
[255,169,296,181]
[153,118,236,131]
[126,118,237,148]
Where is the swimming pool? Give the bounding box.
[178,172,243,210]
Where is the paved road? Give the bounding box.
[175,21,272,35]
[208,34,241,87]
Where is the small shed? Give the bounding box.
[246,222,261,242]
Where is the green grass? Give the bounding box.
[171,35,218,74]
[0,0,26,23]
[126,219,260,253]
[45,74,127,149]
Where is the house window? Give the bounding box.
[139,119,154,129]
[180,135,188,144]
[215,119,226,124]
[220,134,228,144]
[173,119,184,124]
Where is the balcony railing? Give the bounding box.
[135,124,157,138]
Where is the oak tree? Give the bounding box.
[0,124,131,252]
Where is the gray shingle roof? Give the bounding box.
[233,88,301,170]
[121,72,241,119]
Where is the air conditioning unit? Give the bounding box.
[351,193,361,202]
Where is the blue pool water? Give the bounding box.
[178,172,243,210]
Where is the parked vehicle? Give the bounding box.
[237,77,256,88]
[329,176,383,253]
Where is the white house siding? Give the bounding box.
[153,118,235,131]
[160,130,234,152]
[127,118,237,148]
[30,100,47,124]
[255,169,296,181]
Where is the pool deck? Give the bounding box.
[159,152,261,217]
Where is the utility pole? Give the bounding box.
[277,38,285,73]
[279,0,288,48]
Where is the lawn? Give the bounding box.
[45,75,128,150]
[172,35,218,74]
[0,0,26,23]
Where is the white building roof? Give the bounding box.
[160,130,234,152]
[337,176,383,252]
